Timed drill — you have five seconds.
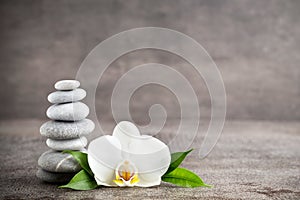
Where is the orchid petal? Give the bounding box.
[87,135,122,186]
[128,135,171,186]
[112,121,140,153]
[136,175,161,187]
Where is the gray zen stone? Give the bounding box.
[54,80,80,90]
[46,102,89,121]
[38,150,81,173]
[36,168,75,183]
[47,88,86,104]
[40,119,95,139]
[46,137,88,151]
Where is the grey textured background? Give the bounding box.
[0,0,299,121]
[1,121,300,199]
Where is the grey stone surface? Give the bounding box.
[54,80,80,91]
[1,120,300,199]
[38,150,81,173]
[40,119,95,139]
[47,88,86,104]
[46,102,89,121]
[46,137,88,151]
[36,168,75,183]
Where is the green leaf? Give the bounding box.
[166,149,193,174]
[162,167,211,188]
[63,150,93,176]
[59,170,98,190]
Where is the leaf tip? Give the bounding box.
[204,184,213,188]
[187,149,193,153]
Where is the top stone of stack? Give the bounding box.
[54,80,80,91]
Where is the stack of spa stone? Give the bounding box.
[36,80,95,183]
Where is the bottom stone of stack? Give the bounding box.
[36,168,75,183]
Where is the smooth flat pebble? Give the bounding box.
[54,80,80,90]
[46,137,88,151]
[40,119,95,139]
[38,150,81,173]
[36,168,75,183]
[46,102,89,121]
[47,88,86,104]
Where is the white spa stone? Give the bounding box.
[38,150,81,173]
[54,80,80,91]
[36,168,75,183]
[46,102,89,121]
[40,119,95,139]
[47,88,86,104]
[46,137,88,151]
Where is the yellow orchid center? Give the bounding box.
[113,160,140,187]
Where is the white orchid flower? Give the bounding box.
[87,121,171,187]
